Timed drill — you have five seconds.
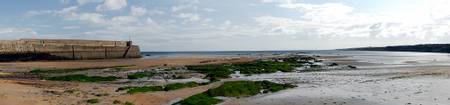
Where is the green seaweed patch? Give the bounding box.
[186,64,233,81]
[123,102,135,105]
[86,98,99,104]
[118,82,206,94]
[174,80,296,105]
[186,60,301,81]
[231,61,296,74]
[127,71,155,79]
[44,74,119,82]
[175,93,223,105]
[164,82,201,91]
[207,81,296,97]
[207,81,261,97]
[125,86,164,94]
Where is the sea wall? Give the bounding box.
[0,39,141,61]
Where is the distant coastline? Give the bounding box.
[341,44,450,53]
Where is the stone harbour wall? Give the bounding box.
[0,39,141,60]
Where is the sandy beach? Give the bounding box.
[2,51,450,105]
[0,57,254,105]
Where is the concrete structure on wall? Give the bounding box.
[0,39,141,61]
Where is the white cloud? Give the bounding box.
[254,16,315,35]
[25,6,78,17]
[111,16,138,25]
[172,5,196,12]
[96,0,127,11]
[25,6,108,26]
[253,1,450,42]
[0,28,38,39]
[65,13,107,24]
[149,9,165,15]
[77,0,103,5]
[25,10,53,17]
[176,13,201,22]
[58,6,79,14]
[61,26,80,30]
[202,8,216,12]
[130,6,147,16]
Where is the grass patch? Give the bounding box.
[86,99,99,104]
[127,71,155,79]
[30,65,135,74]
[44,74,119,82]
[175,80,296,105]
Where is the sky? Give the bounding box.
[1,0,450,51]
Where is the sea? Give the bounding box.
[141,50,450,66]
[140,50,306,59]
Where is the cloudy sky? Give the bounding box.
[1,0,450,51]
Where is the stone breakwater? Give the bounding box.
[0,39,141,61]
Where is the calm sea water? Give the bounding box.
[142,50,450,66]
[141,51,306,58]
[310,50,450,66]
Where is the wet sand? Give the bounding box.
[224,54,450,105]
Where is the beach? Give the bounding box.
[0,56,254,105]
[2,51,450,105]
[224,51,450,105]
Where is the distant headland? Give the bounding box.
[341,44,450,53]
[0,39,141,61]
